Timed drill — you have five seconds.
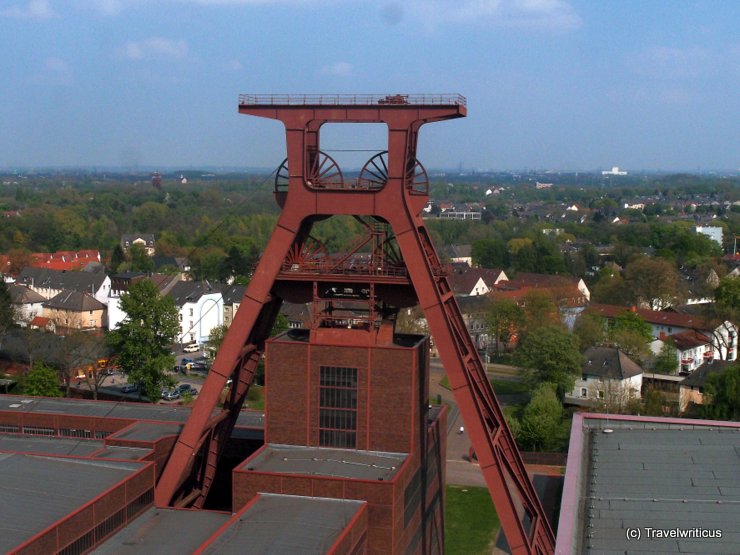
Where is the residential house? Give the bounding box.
[492,272,590,330]
[439,245,473,267]
[42,291,106,331]
[457,295,492,352]
[448,266,508,297]
[566,346,643,408]
[168,281,224,345]
[586,304,738,363]
[17,267,111,307]
[121,234,156,256]
[107,272,148,330]
[679,360,733,413]
[222,284,247,328]
[29,250,101,272]
[650,329,714,375]
[681,266,720,305]
[8,284,46,327]
[280,302,311,329]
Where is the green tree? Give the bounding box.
[108,280,179,401]
[486,298,524,355]
[609,311,653,361]
[624,257,683,309]
[573,313,606,352]
[515,325,582,399]
[714,276,740,318]
[511,383,569,452]
[0,280,15,349]
[129,243,154,273]
[22,363,62,397]
[702,364,739,421]
[471,238,507,268]
[110,244,126,273]
[205,324,229,359]
[652,341,678,375]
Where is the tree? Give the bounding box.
[609,311,653,361]
[472,238,507,268]
[515,325,582,399]
[624,257,683,309]
[520,290,557,333]
[0,280,15,349]
[652,341,678,375]
[110,244,126,273]
[22,363,63,397]
[573,313,606,352]
[205,324,229,359]
[108,280,179,401]
[702,363,739,421]
[486,298,524,355]
[510,383,569,452]
[129,243,154,273]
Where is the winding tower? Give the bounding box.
[156,94,555,554]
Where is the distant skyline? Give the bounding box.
[1,1,739,171]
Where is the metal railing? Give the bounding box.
[239,94,466,107]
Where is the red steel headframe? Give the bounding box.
[155,94,555,554]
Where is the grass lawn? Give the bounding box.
[445,485,500,555]
[490,378,529,395]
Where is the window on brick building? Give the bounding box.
[319,366,358,449]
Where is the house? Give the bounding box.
[566,346,643,408]
[168,281,224,345]
[650,329,714,375]
[586,304,738,363]
[448,266,508,297]
[439,245,473,267]
[8,283,46,327]
[106,272,148,330]
[29,316,55,333]
[678,359,733,412]
[680,266,720,305]
[456,295,492,352]
[29,250,102,272]
[121,234,156,256]
[222,284,247,328]
[501,272,591,302]
[42,290,106,331]
[280,302,311,329]
[17,267,111,306]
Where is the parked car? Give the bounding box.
[182,343,200,353]
[120,384,138,394]
[190,362,208,373]
[161,389,180,401]
[181,358,194,366]
[177,384,197,396]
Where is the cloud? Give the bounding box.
[321,61,353,76]
[0,0,55,19]
[119,37,189,61]
[406,0,581,31]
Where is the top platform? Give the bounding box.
[238,93,466,107]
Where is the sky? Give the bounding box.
[1,0,739,172]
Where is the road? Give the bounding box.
[429,358,526,487]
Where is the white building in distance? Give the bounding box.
[695,226,723,247]
[601,166,627,176]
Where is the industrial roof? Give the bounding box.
[112,421,183,442]
[0,453,145,554]
[0,394,264,429]
[91,508,230,555]
[0,433,104,457]
[240,443,406,481]
[557,414,740,554]
[199,494,365,555]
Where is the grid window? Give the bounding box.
[319,366,358,449]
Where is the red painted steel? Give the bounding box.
[155,94,555,554]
